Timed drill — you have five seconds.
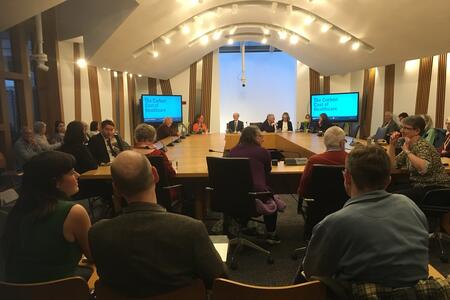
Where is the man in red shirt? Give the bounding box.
[298,126,348,199]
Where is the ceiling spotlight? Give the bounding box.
[229,26,238,35]
[321,23,332,33]
[200,35,209,45]
[351,41,360,51]
[152,51,159,58]
[261,37,268,44]
[212,30,222,40]
[278,30,288,40]
[138,74,142,77]
[193,16,203,25]
[124,71,128,75]
[231,4,238,14]
[162,36,171,45]
[129,73,133,78]
[227,38,234,45]
[271,2,278,13]
[102,67,107,70]
[181,24,190,34]
[76,58,87,68]
[339,35,351,44]
[304,16,315,25]
[262,27,270,35]
[290,35,299,45]
[113,71,118,77]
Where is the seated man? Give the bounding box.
[301,144,428,287]
[377,111,399,142]
[157,117,179,140]
[298,126,348,200]
[260,114,276,132]
[227,112,244,133]
[89,151,226,298]
[88,119,128,165]
[14,127,43,170]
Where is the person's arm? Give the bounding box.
[78,146,99,173]
[297,161,313,198]
[402,140,431,174]
[193,221,228,288]
[302,220,339,279]
[388,131,405,169]
[63,204,93,261]
[161,151,176,178]
[88,137,103,165]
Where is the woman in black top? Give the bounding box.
[60,121,97,174]
[276,112,293,132]
[318,113,332,132]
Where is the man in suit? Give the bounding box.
[380,111,400,142]
[260,114,276,132]
[227,112,244,133]
[88,119,128,165]
[157,117,179,140]
[89,151,226,298]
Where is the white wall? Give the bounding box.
[169,66,190,128]
[58,40,75,123]
[210,51,221,133]
[296,61,310,124]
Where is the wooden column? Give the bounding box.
[147,77,157,94]
[87,65,101,121]
[415,56,433,115]
[117,72,125,137]
[200,52,213,128]
[73,43,81,120]
[435,54,447,128]
[384,64,395,114]
[189,62,197,124]
[360,68,376,138]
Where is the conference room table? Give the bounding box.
[80,132,450,219]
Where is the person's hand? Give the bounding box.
[401,136,411,153]
[390,131,401,144]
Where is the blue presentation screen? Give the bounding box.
[310,92,359,122]
[141,95,182,123]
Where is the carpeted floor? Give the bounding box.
[210,194,450,286]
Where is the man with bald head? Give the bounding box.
[227,112,244,133]
[89,151,226,298]
[157,117,179,140]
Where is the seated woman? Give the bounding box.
[388,115,450,204]
[34,121,61,151]
[318,113,332,132]
[49,120,65,144]
[192,114,208,134]
[300,113,313,131]
[441,117,450,157]
[276,112,293,132]
[3,151,92,283]
[132,123,176,179]
[60,121,98,174]
[228,126,286,244]
[88,120,99,139]
[422,114,437,145]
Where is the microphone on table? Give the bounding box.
[209,149,224,154]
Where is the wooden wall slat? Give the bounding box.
[435,54,447,128]
[160,79,172,95]
[415,56,433,115]
[147,77,157,94]
[360,68,376,138]
[110,71,118,124]
[127,74,137,141]
[323,76,330,94]
[200,52,213,128]
[384,64,395,114]
[0,45,13,167]
[73,43,81,120]
[309,68,320,95]
[189,62,197,124]
[117,71,125,138]
[87,65,101,122]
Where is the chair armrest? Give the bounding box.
[162,184,183,190]
[248,191,273,196]
[205,186,215,191]
[303,198,315,203]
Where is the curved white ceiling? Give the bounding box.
[3,0,450,79]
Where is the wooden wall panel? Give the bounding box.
[384,64,395,114]
[200,52,213,128]
[0,48,13,167]
[73,43,81,120]
[415,56,433,115]
[87,65,101,122]
[189,62,197,124]
[360,68,376,138]
[110,72,118,124]
[323,76,330,94]
[309,68,320,95]
[160,79,172,95]
[127,74,137,141]
[147,77,157,94]
[435,54,447,128]
[117,72,125,137]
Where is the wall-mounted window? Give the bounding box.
[1,31,17,72]
[5,80,21,141]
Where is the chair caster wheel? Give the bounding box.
[267,256,274,264]
[440,255,448,263]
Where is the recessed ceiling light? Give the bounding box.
[351,41,360,50]
[162,36,171,44]
[261,37,268,44]
[181,24,190,34]
[113,71,118,77]
[321,24,332,33]
[278,30,288,40]
[76,58,87,68]
[339,35,351,44]
[138,74,142,77]
[304,16,315,25]
[227,38,234,45]
[153,51,159,58]
[212,30,222,40]
[262,27,270,35]
[290,35,299,44]
[229,26,238,35]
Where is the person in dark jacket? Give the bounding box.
[227,112,244,133]
[318,113,332,132]
[260,114,276,132]
[276,112,293,132]
[88,119,128,165]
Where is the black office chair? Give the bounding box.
[249,122,263,129]
[147,155,183,213]
[420,188,450,263]
[206,157,273,270]
[348,123,360,138]
[293,164,348,259]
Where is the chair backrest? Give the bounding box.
[304,164,349,239]
[420,188,450,213]
[146,155,170,187]
[373,127,388,140]
[249,122,262,129]
[0,277,90,300]
[348,123,360,138]
[433,128,447,149]
[95,279,206,300]
[0,210,8,281]
[206,157,257,217]
[212,278,326,300]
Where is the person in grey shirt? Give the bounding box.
[89,151,227,298]
[301,144,428,288]
[14,127,43,170]
[33,121,61,151]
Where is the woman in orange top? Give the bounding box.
[192,114,208,134]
